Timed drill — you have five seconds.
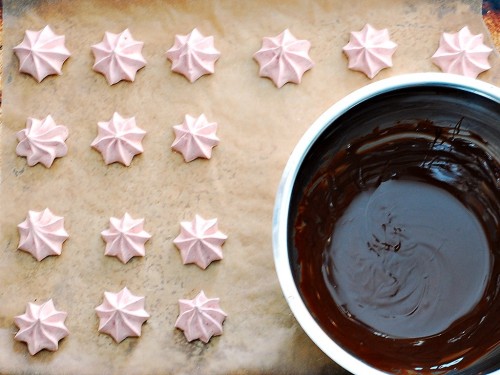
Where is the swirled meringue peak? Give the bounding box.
[253,29,314,88]
[171,114,219,162]
[14,299,69,355]
[91,29,146,85]
[175,290,227,343]
[95,287,150,343]
[17,208,69,261]
[431,26,492,78]
[91,112,146,166]
[101,213,151,264]
[342,24,397,79]
[16,115,69,168]
[13,25,71,83]
[173,214,227,269]
[166,28,221,83]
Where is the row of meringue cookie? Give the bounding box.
[16,112,220,168]
[13,25,219,85]
[14,24,493,88]
[14,288,227,356]
[18,208,227,269]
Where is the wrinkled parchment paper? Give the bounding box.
[1,1,498,374]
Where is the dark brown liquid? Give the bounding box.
[290,93,500,373]
[327,178,489,339]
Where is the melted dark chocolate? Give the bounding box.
[327,178,490,339]
[290,87,500,374]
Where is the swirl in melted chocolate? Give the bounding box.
[290,87,499,374]
[327,178,490,339]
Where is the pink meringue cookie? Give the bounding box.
[16,115,69,168]
[342,24,397,79]
[171,114,219,162]
[95,287,150,343]
[13,25,71,83]
[14,299,69,355]
[173,214,227,269]
[17,208,69,261]
[91,112,146,166]
[101,213,151,264]
[253,29,314,88]
[431,26,492,78]
[166,28,221,83]
[175,290,227,343]
[91,29,146,85]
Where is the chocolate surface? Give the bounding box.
[327,179,489,339]
[289,87,500,373]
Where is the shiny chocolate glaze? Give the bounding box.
[289,87,500,374]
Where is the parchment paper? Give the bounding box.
[1,1,498,374]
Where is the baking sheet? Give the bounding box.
[1,1,498,374]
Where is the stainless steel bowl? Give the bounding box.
[273,73,500,375]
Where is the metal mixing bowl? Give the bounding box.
[273,73,500,375]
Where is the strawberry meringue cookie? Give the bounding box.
[431,26,492,78]
[91,112,146,166]
[173,214,227,269]
[101,213,151,264]
[95,287,150,343]
[342,24,397,79]
[91,29,146,85]
[17,208,69,261]
[253,29,314,88]
[166,28,221,83]
[13,25,71,83]
[16,115,69,168]
[175,290,227,343]
[171,114,219,162]
[14,299,69,355]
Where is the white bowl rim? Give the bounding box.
[272,73,500,375]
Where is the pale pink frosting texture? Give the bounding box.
[431,26,492,78]
[175,290,227,343]
[166,28,221,83]
[14,299,69,355]
[91,29,147,85]
[253,29,314,88]
[171,114,219,162]
[91,112,146,166]
[13,25,71,83]
[342,24,397,79]
[17,208,69,261]
[95,287,150,343]
[101,213,151,264]
[173,214,227,269]
[16,115,69,168]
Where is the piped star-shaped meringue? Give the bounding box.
[175,290,227,343]
[13,25,71,82]
[16,115,69,168]
[166,28,221,83]
[14,299,69,355]
[101,213,151,264]
[253,29,314,88]
[173,214,227,269]
[171,114,219,162]
[17,208,69,261]
[342,24,397,79]
[91,29,147,85]
[91,112,146,166]
[95,287,150,343]
[431,26,492,78]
